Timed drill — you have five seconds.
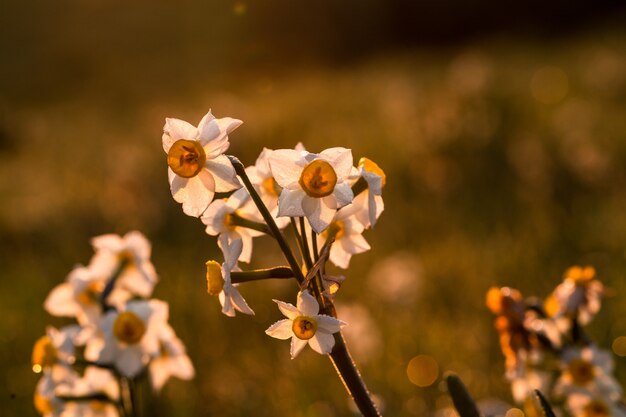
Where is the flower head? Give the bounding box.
[269,147,354,233]
[205,235,255,317]
[265,290,346,359]
[149,324,195,392]
[318,207,371,269]
[551,266,604,325]
[245,147,289,229]
[349,157,386,228]
[163,111,242,217]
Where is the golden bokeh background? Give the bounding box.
[2,1,626,415]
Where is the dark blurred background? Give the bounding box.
[2,1,626,416]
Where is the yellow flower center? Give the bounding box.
[34,393,54,415]
[582,400,611,417]
[113,311,146,344]
[568,358,595,385]
[223,212,237,230]
[262,176,282,197]
[299,160,337,198]
[77,281,105,305]
[206,260,224,295]
[292,316,318,340]
[167,139,207,178]
[359,157,386,188]
[32,336,57,371]
[323,220,346,240]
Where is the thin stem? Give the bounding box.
[228,155,305,284]
[231,267,294,283]
[311,228,320,262]
[229,212,274,236]
[100,258,130,310]
[290,217,308,266]
[329,333,381,417]
[351,176,368,196]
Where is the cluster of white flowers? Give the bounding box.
[34,232,194,417]
[487,266,625,417]
[163,110,386,359]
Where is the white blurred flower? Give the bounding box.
[350,157,386,228]
[205,235,255,317]
[551,266,604,325]
[44,266,106,327]
[265,290,346,359]
[269,147,354,233]
[554,346,622,402]
[32,325,80,374]
[201,188,263,263]
[85,299,169,377]
[34,366,79,417]
[89,231,158,305]
[55,367,120,417]
[163,110,242,217]
[244,148,289,229]
[317,207,370,269]
[149,324,195,392]
[510,368,552,404]
[567,392,626,417]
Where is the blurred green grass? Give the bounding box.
[2,6,626,415]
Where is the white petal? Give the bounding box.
[205,155,241,192]
[297,290,319,316]
[332,183,354,208]
[290,338,308,359]
[123,231,152,260]
[238,233,253,264]
[308,332,336,355]
[265,319,294,340]
[273,299,300,319]
[219,290,235,317]
[303,197,334,233]
[316,315,346,333]
[115,347,145,377]
[150,360,171,392]
[171,171,216,217]
[228,285,255,315]
[277,189,306,217]
[329,244,351,269]
[224,238,243,271]
[343,233,370,253]
[269,149,304,188]
[44,283,79,317]
[199,114,242,157]
[201,199,228,235]
[162,118,198,152]
[226,188,249,210]
[320,147,353,179]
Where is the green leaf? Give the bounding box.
[446,374,481,417]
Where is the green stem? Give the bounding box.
[229,212,274,236]
[100,258,130,310]
[351,176,368,196]
[231,267,294,283]
[228,155,305,285]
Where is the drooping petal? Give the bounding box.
[265,319,294,340]
[303,197,334,233]
[343,233,371,253]
[320,147,353,179]
[219,291,235,317]
[329,245,351,269]
[238,233,253,264]
[290,337,308,359]
[332,183,354,208]
[224,238,243,271]
[297,290,319,316]
[277,189,306,217]
[205,155,241,192]
[170,171,216,217]
[273,300,300,319]
[228,285,255,315]
[269,149,304,188]
[308,332,336,355]
[162,118,198,152]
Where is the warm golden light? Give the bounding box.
[167,139,207,178]
[359,157,386,187]
[612,336,626,357]
[299,160,337,198]
[406,355,438,387]
[292,316,318,340]
[531,66,569,104]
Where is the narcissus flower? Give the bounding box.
[265,290,346,359]
[351,157,386,228]
[149,324,195,392]
[318,207,370,269]
[205,235,255,317]
[567,392,626,417]
[32,326,80,374]
[269,147,354,233]
[163,111,242,217]
[551,266,604,325]
[201,188,262,263]
[85,299,168,377]
[89,231,158,305]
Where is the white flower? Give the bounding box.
[554,346,623,402]
[88,231,158,305]
[551,266,604,325]
[567,392,626,417]
[205,235,255,317]
[201,188,263,263]
[55,367,120,417]
[32,326,81,374]
[34,366,79,417]
[149,324,195,392]
[269,147,354,233]
[245,148,290,229]
[317,207,370,269]
[44,266,107,327]
[349,157,386,228]
[163,110,242,217]
[85,299,169,377]
[265,290,346,359]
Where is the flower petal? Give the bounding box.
[297,290,319,316]
[44,283,79,317]
[277,189,305,217]
[228,285,255,315]
[332,183,354,208]
[273,300,300,319]
[205,155,241,193]
[171,171,216,217]
[320,147,353,179]
[162,118,199,152]
[308,332,336,355]
[316,315,346,333]
[269,149,304,188]
[303,197,334,233]
[290,338,308,359]
[265,319,294,340]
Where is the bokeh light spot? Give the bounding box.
[407,355,439,387]
[612,336,626,357]
[32,364,42,373]
[531,66,569,104]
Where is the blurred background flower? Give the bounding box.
[2,1,626,415]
